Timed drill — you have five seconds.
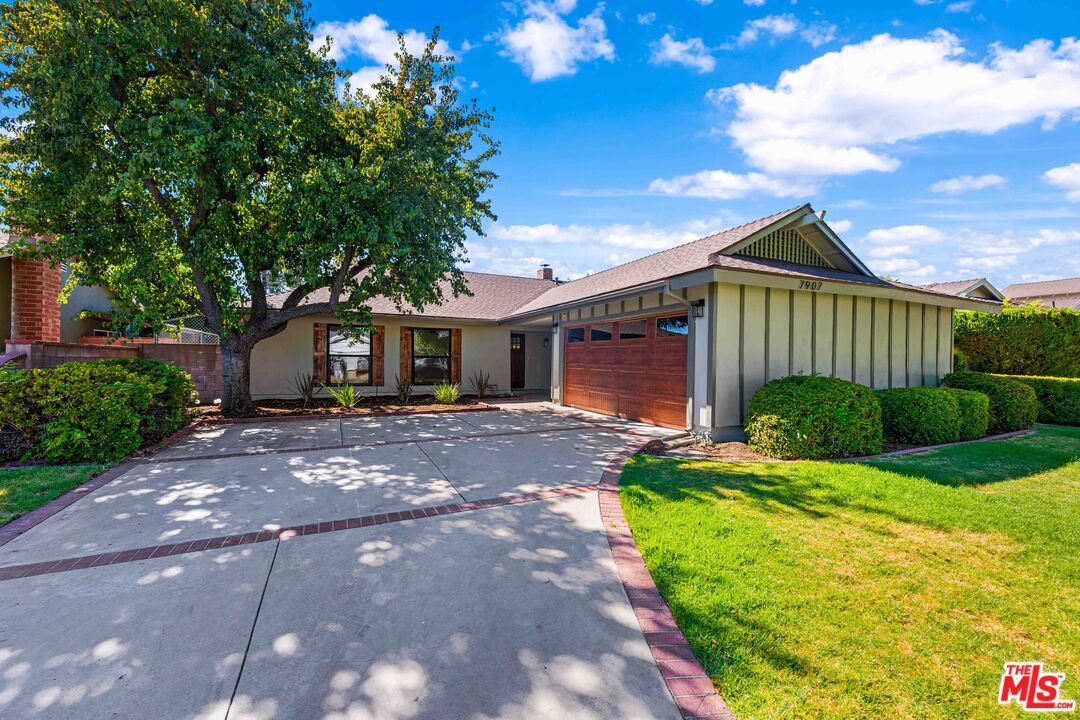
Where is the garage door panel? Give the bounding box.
[563,314,687,429]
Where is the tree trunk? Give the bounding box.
[219,337,256,416]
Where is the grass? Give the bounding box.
[621,424,1080,720]
[0,463,104,527]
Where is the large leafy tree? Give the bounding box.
[0,0,497,414]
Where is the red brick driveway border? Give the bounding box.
[598,441,736,720]
[0,482,599,581]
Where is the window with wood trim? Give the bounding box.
[412,328,452,385]
[590,323,613,342]
[656,314,689,337]
[328,325,372,385]
[566,327,585,343]
[618,320,646,340]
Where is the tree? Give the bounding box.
[0,0,497,415]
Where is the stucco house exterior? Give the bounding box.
[253,204,1000,439]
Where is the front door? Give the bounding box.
[510,333,525,389]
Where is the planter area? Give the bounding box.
[194,395,489,419]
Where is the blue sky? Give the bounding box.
[309,0,1080,289]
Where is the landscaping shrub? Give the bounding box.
[433,382,460,404]
[954,304,1080,377]
[998,375,1080,426]
[745,376,883,459]
[946,388,990,441]
[940,371,1037,434]
[0,358,196,463]
[327,383,359,409]
[876,387,961,446]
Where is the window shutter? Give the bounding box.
[399,327,412,384]
[372,325,385,386]
[313,323,327,384]
[451,328,462,384]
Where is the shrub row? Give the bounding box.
[940,371,1038,434]
[745,370,1043,459]
[875,387,988,446]
[997,374,1080,426]
[954,304,1080,378]
[0,359,196,463]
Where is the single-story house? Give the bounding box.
[1004,277,1080,310]
[918,278,1004,302]
[255,204,1000,439]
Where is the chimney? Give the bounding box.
[537,264,553,281]
[10,255,62,343]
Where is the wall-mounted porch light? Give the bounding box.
[551,321,559,334]
[690,299,705,318]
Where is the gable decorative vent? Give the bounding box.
[735,228,830,268]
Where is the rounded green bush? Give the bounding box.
[996,374,1080,426]
[745,375,883,459]
[940,371,1037,434]
[943,388,989,441]
[876,387,961,446]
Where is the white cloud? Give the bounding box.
[873,258,939,280]
[494,2,615,81]
[714,32,1080,177]
[828,219,853,233]
[310,16,460,94]
[637,12,656,25]
[737,14,801,46]
[734,15,835,48]
[801,22,838,48]
[865,225,948,246]
[929,173,1006,194]
[946,1,974,12]
[647,169,816,199]
[868,244,913,258]
[649,33,716,73]
[1043,163,1080,200]
[489,220,704,251]
[744,0,766,5]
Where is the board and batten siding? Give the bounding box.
[710,282,954,437]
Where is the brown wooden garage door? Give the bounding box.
[563,312,688,429]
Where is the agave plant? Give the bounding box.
[326,383,359,409]
[394,373,412,404]
[433,381,460,404]
[469,369,492,399]
[290,371,317,407]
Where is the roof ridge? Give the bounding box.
[1007,276,1080,288]
[551,204,809,287]
[460,269,554,282]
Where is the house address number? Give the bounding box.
[799,280,824,291]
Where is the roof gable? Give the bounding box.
[920,278,1004,302]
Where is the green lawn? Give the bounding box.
[0,464,104,527]
[621,424,1080,720]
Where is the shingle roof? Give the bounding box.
[710,255,892,286]
[1005,277,1080,299]
[919,279,986,296]
[266,271,556,321]
[506,205,810,317]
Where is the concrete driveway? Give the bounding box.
[0,404,688,720]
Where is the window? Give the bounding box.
[566,327,586,343]
[328,326,372,385]
[657,314,689,337]
[412,328,451,385]
[590,323,613,342]
[619,320,646,340]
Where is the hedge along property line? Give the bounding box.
[954,304,1080,378]
[876,387,963,447]
[941,370,1038,434]
[997,374,1080,426]
[839,428,1035,462]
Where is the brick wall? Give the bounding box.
[10,258,61,342]
[4,340,221,404]
[140,343,222,404]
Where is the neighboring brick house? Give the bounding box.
[1004,277,1080,309]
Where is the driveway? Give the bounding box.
[0,404,689,720]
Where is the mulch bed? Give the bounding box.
[688,441,778,462]
[194,395,488,419]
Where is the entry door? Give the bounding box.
[510,333,525,389]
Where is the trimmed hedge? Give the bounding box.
[955,304,1080,378]
[0,359,196,463]
[998,374,1080,426]
[876,387,962,446]
[945,388,990,441]
[940,371,1037,434]
[745,375,883,459]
